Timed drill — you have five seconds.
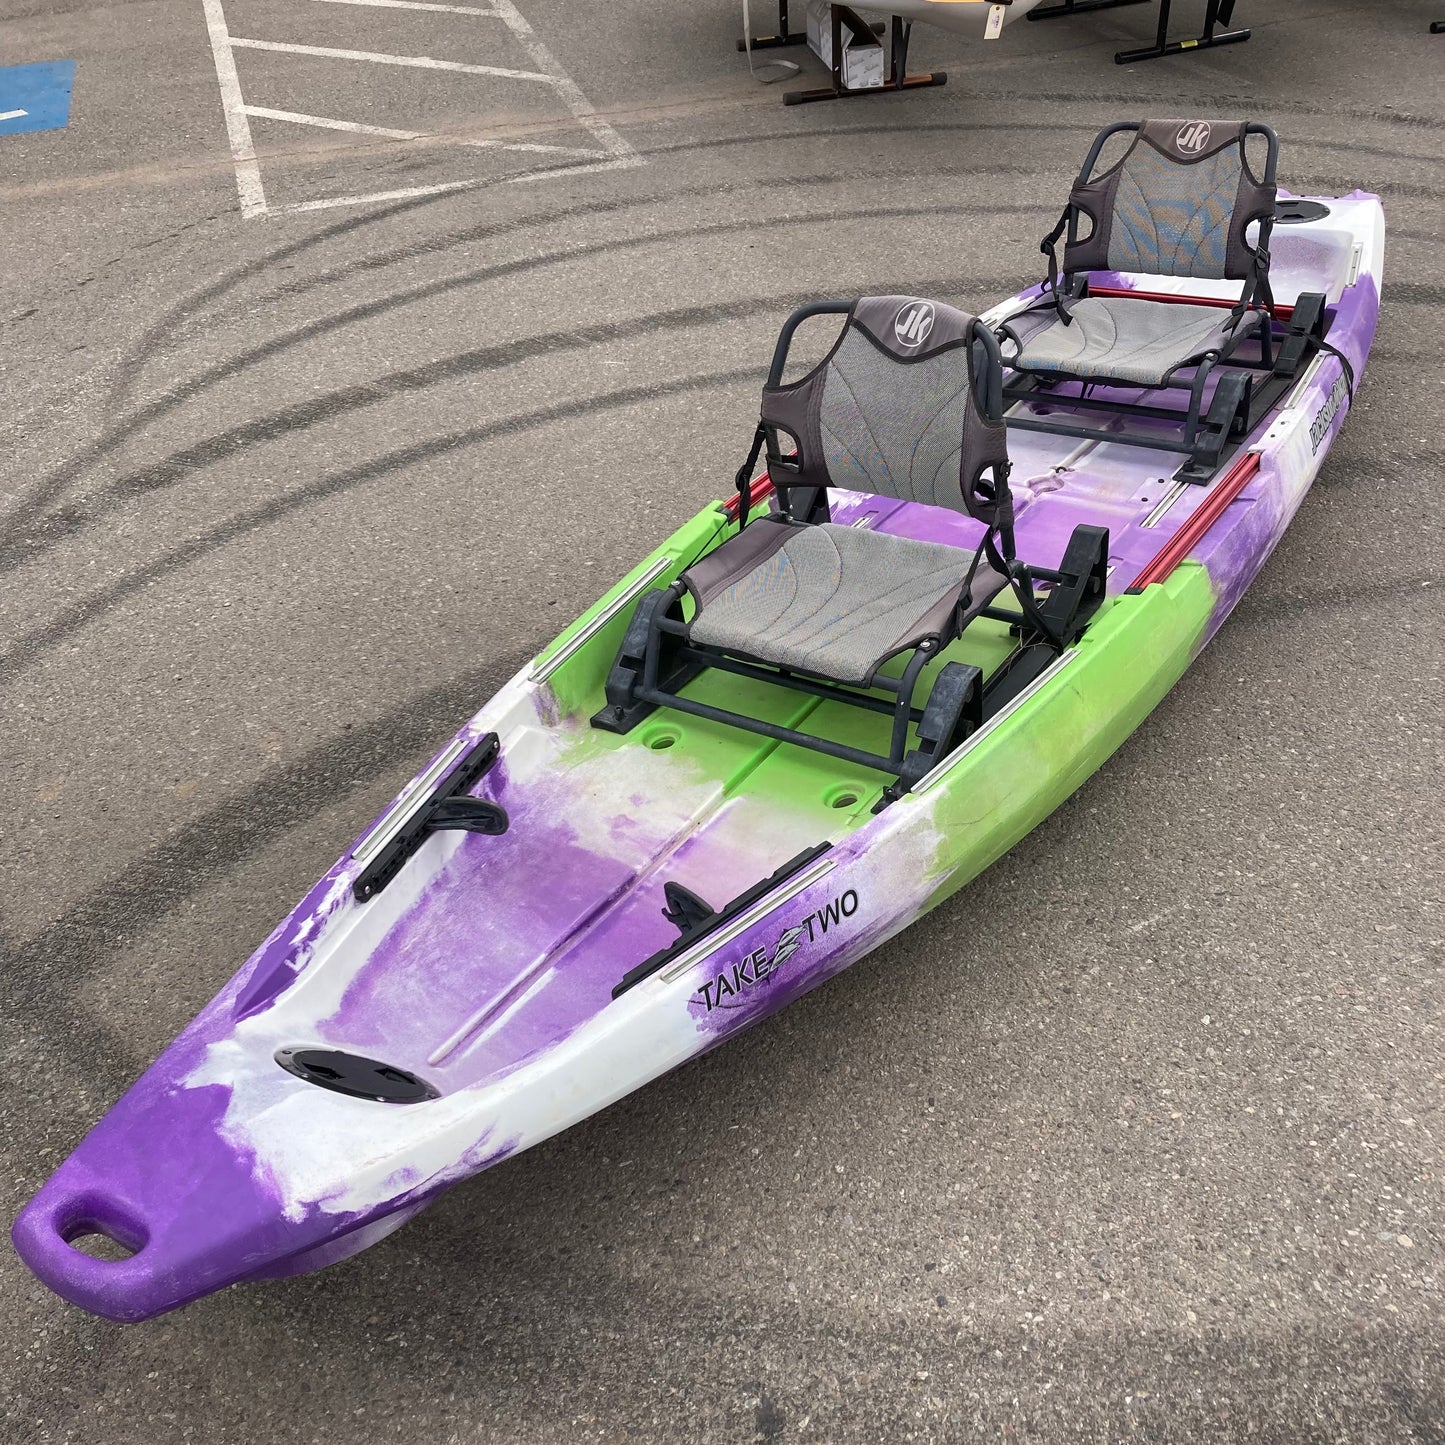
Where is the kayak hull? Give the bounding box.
[13,191,1383,1322]
[883,0,1045,40]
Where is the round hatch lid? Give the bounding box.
[275,1047,439,1103]
[1274,198,1331,224]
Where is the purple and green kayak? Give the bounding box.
[13,188,1383,1323]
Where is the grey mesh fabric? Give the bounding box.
[1012,297,1258,387]
[1062,121,1276,284]
[686,523,1006,685]
[1106,143,1240,278]
[816,329,975,510]
[760,296,1011,532]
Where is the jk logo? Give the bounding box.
[1176,121,1212,156]
[894,300,935,349]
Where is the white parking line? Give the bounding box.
[201,0,641,217]
[228,36,554,84]
[242,103,604,157]
[0,109,30,122]
[200,0,267,217]
[490,0,631,153]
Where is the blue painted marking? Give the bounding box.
[0,61,77,138]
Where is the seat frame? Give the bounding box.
[1002,120,1327,484]
[592,302,1109,802]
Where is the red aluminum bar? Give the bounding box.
[722,472,778,519]
[1130,451,1263,589]
[1087,284,1295,324]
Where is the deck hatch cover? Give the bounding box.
[276,1047,440,1103]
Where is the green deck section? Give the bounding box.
[908,560,1216,910]
[538,504,734,717]
[538,499,1033,834]
[536,503,1217,865]
[537,502,1020,728]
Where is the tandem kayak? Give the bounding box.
[14,120,1382,1321]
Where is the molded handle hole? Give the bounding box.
[57,1196,149,1262]
[68,1230,140,1262]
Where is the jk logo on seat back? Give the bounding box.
[894,301,935,349]
[1176,121,1212,156]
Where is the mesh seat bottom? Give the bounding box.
[685,522,1005,686]
[1012,296,1256,387]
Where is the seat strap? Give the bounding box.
[981,531,1066,652]
[733,422,768,528]
[1313,335,1357,403]
[1230,244,1274,328]
[1040,205,1076,326]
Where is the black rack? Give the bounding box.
[613,844,833,998]
[1028,0,1250,63]
[352,732,508,902]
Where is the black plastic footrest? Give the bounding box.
[591,587,702,735]
[893,662,984,799]
[353,732,507,902]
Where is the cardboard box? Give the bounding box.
[806,1,886,90]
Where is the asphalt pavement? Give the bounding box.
[1,0,1443,1439]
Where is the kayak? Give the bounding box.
[12,132,1382,1321]
[877,0,1044,38]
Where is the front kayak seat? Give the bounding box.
[682,518,1000,688]
[593,297,1109,797]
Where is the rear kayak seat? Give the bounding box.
[996,118,1323,483]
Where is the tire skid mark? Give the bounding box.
[18,121,1433,538]
[68,204,1035,507]
[232,170,907,317]
[0,190,472,537]
[14,172,1035,551]
[0,365,763,684]
[0,275,1027,577]
[208,116,1439,326]
[104,188,490,415]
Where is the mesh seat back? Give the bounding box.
[760,296,1010,530]
[1064,120,1275,282]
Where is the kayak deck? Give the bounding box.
[249,197,1385,1094]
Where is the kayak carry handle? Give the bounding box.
[11,1186,161,1323]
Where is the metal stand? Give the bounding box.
[1028,0,1251,63]
[735,0,806,50]
[782,9,945,105]
[1115,0,1249,62]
